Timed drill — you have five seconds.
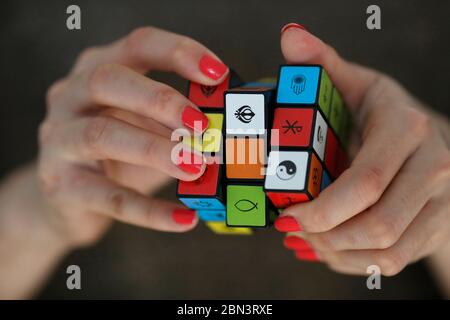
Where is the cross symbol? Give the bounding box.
[282,120,303,134]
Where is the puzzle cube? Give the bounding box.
[264,151,323,208]
[205,222,253,235]
[183,111,224,153]
[226,184,269,227]
[225,137,266,180]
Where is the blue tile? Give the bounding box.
[179,197,225,211]
[320,171,331,191]
[198,210,226,222]
[277,66,321,105]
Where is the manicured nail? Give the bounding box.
[295,250,320,262]
[199,54,228,80]
[283,236,312,251]
[172,209,196,225]
[177,149,204,174]
[182,106,209,133]
[281,22,307,34]
[274,216,302,232]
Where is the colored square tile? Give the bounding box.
[325,128,339,178]
[308,153,323,198]
[264,151,309,191]
[198,210,226,222]
[330,88,344,133]
[177,163,220,196]
[206,222,253,235]
[266,192,309,209]
[320,170,331,191]
[225,138,266,180]
[183,113,223,152]
[270,108,314,147]
[318,69,333,118]
[188,74,230,108]
[178,197,225,211]
[312,111,328,161]
[225,92,267,135]
[227,185,267,227]
[276,65,321,105]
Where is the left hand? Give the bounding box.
[275,23,450,276]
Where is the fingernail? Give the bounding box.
[281,22,307,34]
[177,149,204,174]
[182,106,209,133]
[274,216,302,232]
[199,54,228,80]
[295,250,320,262]
[172,209,196,225]
[283,236,312,251]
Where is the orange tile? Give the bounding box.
[225,138,265,179]
[308,153,323,198]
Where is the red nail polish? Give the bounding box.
[281,22,307,34]
[182,106,209,133]
[199,54,228,80]
[177,149,204,174]
[283,236,311,251]
[295,250,320,262]
[274,216,302,232]
[172,209,196,225]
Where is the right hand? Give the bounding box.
[37,26,229,247]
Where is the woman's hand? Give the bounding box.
[37,26,229,247]
[275,23,450,276]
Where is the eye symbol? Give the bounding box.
[200,85,217,97]
[234,199,258,212]
[276,160,297,181]
[235,105,255,123]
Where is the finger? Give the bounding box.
[54,167,199,232]
[307,140,446,250]
[49,115,205,181]
[280,23,379,109]
[49,64,209,133]
[317,200,449,276]
[72,26,229,85]
[281,105,428,233]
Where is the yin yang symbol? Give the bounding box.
[276,160,297,181]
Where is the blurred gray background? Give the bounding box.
[0,0,448,299]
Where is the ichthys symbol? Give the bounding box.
[235,105,255,123]
[234,199,258,212]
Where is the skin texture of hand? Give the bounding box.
[276,24,450,277]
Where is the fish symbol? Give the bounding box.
[235,105,255,123]
[234,199,258,212]
[201,85,217,97]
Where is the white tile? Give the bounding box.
[264,151,309,191]
[313,111,328,161]
[225,93,266,135]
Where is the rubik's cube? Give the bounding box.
[177,65,352,234]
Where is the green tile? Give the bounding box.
[226,185,267,227]
[318,68,332,119]
[330,88,344,134]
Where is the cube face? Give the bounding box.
[198,210,226,222]
[308,153,323,198]
[325,127,339,178]
[225,93,267,135]
[225,138,265,180]
[318,69,333,117]
[264,151,309,192]
[183,113,223,152]
[266,192,309,208]
[330,88,344,133]
[312,111,328,161]
[321,170,331,191]
[270,108,314,147]
[178,163,220,196]
[188,74,230,108]
[226,185,267,227]
[206,221,253,235]
[276,65,321,105]
[178,197,225,211]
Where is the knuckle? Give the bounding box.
[309,210,334,232]
[407,109,430,138]
[151,86,178,114]
[87,63,119,99]
[141,135,158,160]
[106,189,129,216]
[46,79,67,109]
[367,218,400,249]
[375,251,406,277]
[354,166,385,206]
[83,117,111,150]
[126,26,155,59]
[171,36,197,62]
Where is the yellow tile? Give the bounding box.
[206,222,253,235]
[182,113,223,152]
